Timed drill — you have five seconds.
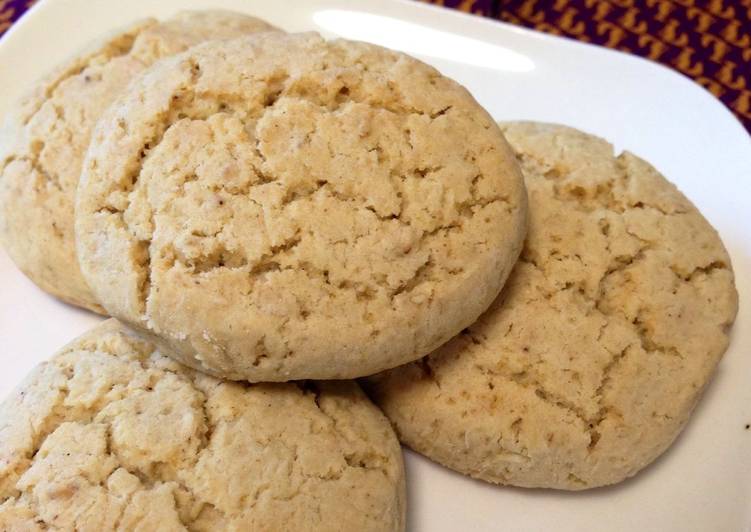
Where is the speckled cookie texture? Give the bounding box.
[367,122,738,490]
[0,11,278,313]
[0,320,406,531]
[75,32,528,382]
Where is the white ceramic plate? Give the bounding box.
[1,1,749,530]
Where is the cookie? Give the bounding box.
[0,11,278,313]
[75,33,528,381]
[366,122,738,490]
[0,320,406,531]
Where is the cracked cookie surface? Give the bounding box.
[75,33,527,381]
[0,10,277,313]
[0,320,405,531]
[366,122,738,490]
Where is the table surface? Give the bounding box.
[2,0,750,133]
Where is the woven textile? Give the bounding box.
[1,0,749,131]
[0,0,34,35]
[425,0,751,132]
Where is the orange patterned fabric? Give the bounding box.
[0,0,34,35]
[1,0,749,130]
[424,0,751,132]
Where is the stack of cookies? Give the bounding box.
[0,9,738,531]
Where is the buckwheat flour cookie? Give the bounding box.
[0,11,277,313]
[75,33,527,381]
[367,122,738,490]
[0,320,406,531]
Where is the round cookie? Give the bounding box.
[75,32,527,381]
[0,11,278,313]
[366,122,738,490]
[0,320,406,531]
